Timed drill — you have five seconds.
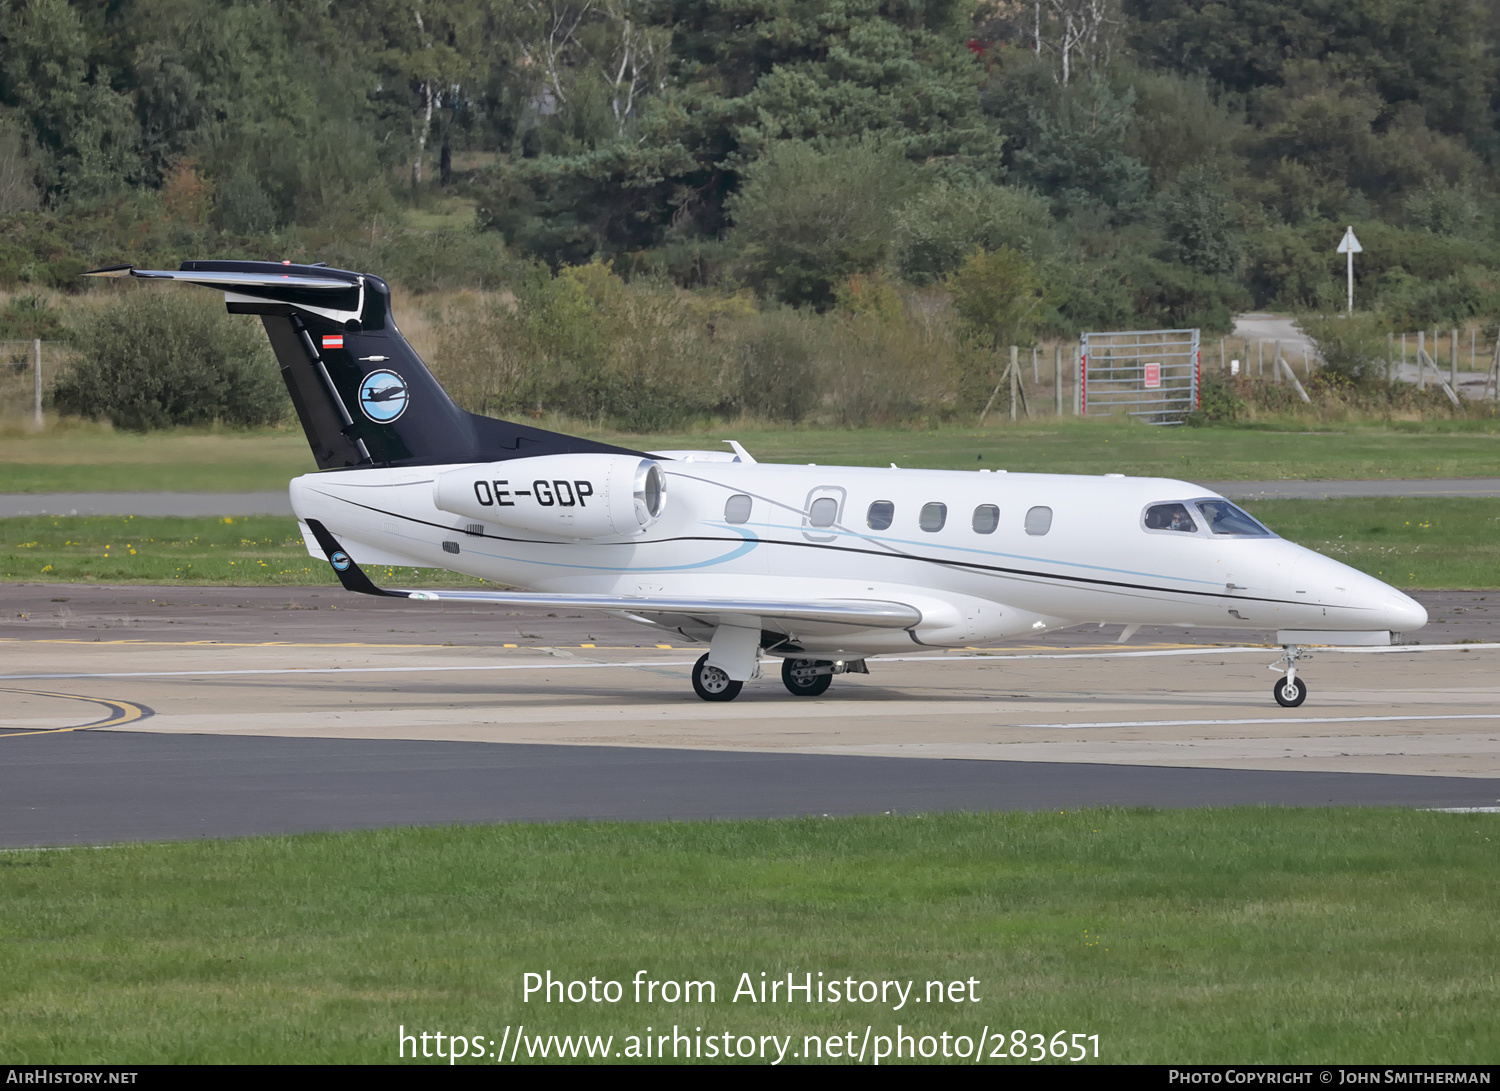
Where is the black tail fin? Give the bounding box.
[86,260,641,470]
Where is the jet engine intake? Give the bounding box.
[433,454,665,539]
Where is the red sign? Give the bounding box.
[1144,362,1161,389]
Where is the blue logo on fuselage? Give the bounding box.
[359,369,409,423]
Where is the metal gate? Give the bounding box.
[1080,329,1200,424]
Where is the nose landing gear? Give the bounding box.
[1270,644,1312,707]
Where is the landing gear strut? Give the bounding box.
[1270,644,1311,707]
[692,653,743,702]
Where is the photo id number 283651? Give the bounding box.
[994,1030,1099,1062]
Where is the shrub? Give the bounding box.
[1185,371,1246,425]
[1299,313,1393,387]
[53,289,286,429]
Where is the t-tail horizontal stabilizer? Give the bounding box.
[83,260,645,472]
[300,521,922,629]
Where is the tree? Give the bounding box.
[1157,164,1241,276]
[725,140,922,308]
[892,181,1052,284]
[1013,76,1149,217]
[948,246,1045,349]
[478,0,999,265]
[0,0,140,200]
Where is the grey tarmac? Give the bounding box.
[2,584,1500,845]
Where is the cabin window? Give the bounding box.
[1195,499,1273,537]
[724,494,752,524]
[920,502,947,532]
[808,497,838,527]
[1143,502,1198,533]
[972,504,999,534]
[867,500,894,530]
[1024,506,1052,536]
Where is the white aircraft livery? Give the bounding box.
[87,260,1427,706]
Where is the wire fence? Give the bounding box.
[4,327,1498,430]
[0,340,73,426]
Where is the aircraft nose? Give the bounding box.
[1378,588,1428,632]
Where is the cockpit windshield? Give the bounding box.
[1194,499,1273,537]
[1144,499,1276,537]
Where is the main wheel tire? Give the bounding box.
[781,657,833,697]
[692,653,743,702]
[1273,676,1308,708]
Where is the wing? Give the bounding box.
[303,519,921,630]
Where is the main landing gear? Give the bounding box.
[782,657,832,697]
[1270,644,1312,707]
[690,654,867,702]
[692,654,742,702]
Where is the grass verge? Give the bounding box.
[0,810,1495,1064]
[5,418,1500,493]
[0,515,480,586]
[2,499,1498,589]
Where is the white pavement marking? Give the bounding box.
[4,641,1496,683]
[1025,713,1500,730]
[0,660,696,681]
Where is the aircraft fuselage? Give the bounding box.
[291,457,1426,656]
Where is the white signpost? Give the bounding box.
[1336,226,1362,316]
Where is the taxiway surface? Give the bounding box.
[2,585,1498,845]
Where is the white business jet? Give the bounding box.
[86,261,1426,706]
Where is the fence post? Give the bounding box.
[1450,328,1458,387]
[1074,344,1082,416]
[1009,345,1019,422]
[32,338,42,429]
[1418,331,1425,390]
[1053,344,1062,416]
[1271,340,1282,383]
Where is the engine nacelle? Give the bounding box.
[433,454,665,539]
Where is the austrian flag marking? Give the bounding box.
[321,334,344,350]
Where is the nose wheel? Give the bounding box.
[1273,676,1307,707]
[1269,644,1311,707]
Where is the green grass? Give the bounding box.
[0,810,1494,1063]
[0,424,315,492]
[0,515,480,586]
[6,417,1500,493]
[613,418,1500,480]
[1244,497,1500,589]
[3,499,1497,589]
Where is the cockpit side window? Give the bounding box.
[1143,503,1198,533]
[1195,499,1273,536]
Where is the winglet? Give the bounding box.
[723,440,757,464]
[302,518,406,599]
[81,264,135,278]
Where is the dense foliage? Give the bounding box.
[8,0,1500,426]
